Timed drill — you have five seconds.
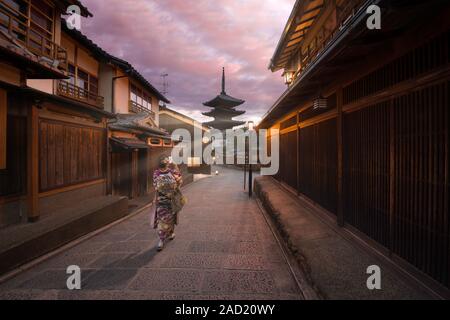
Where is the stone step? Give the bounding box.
[0,195,128,275]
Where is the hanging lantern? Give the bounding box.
[247,121,255,131]
[283,70,295,85]
[313,95,328,110]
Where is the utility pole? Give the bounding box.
[160,73,169,96]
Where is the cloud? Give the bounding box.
[80,0,294,122]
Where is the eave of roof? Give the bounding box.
[260,0,374,128]
[269,0,324,72]
[269,0,303,71]
[18,86,116,119]
[203,94,245,108]
[61,22,110,60]
[109,113,169,136]
[59,0,93,17]
[203,119,246,130]
[159,106,210,131]
[109,56,170,104]
[202,107,245,118]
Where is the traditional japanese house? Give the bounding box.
[0,0,130,274]
[0,0,129,227]
[159,105,211,175]
[259,0,449,295]
[60,21,176,200]
[98,55,173,199]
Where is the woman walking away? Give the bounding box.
[169,162,185,226]
[153,156,177,251]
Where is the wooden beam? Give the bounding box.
[106,129,113,195]
[0,89,6,170]
[296,15,318,26]
[38,179,106,198]
[131,150,138,198]
[302,4,324,16]
[27,104,39,222]
[388,99,395,257]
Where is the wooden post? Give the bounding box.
[337,87,344,227]
[131,150,138,198]
[296,111,300,195]
[106,129,112,195]
[27,104,39,222]
[0,89,6,170]
[388,100,395,257]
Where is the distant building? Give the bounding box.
[159,105,211,175]
[202,68,245,130]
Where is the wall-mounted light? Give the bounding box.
[202,136,210,144]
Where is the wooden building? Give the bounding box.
[259,0,449,295]
[60,24,176,200]
[159,105,211,175]
[103,56,173,199]
[0,0,127,229]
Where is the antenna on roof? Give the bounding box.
[160,73,169,96]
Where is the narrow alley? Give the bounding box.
[0,167,303,300]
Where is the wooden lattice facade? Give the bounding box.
[261,0,450,295]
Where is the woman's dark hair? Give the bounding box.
[158,156,169,169]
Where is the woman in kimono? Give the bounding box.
[153,156,177,251]
[169,163,184,225]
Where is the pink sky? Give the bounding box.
[81,0,294,123]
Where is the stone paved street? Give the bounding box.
[0,167,303,300]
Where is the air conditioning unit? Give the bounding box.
[313,96,328,110]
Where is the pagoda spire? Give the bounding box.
[221,67,226,94]
[202,67,246,131]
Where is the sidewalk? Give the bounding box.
[254,176,435,300]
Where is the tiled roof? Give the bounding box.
[62,23,170,104]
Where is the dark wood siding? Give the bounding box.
[0,116,27,197]
[343,102,390,247]
[343,31,450,105]
[112,152,131,198]
[279,130,297,190]
[299,118,338,214]
[270,27,450,289]
[39,120,106,192]
[392,82,449,288]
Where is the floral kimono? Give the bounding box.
[153,169,177,241]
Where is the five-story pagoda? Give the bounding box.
[203,68,246,130]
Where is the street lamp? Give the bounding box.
[247,121,255,198]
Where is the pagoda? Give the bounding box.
[202,68,246,130]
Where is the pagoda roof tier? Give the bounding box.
[203,67,245,108]
[203,93,245,108]
[203,119,246,131]
[202,107,246,118]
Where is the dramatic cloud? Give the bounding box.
[80,0,294,124]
